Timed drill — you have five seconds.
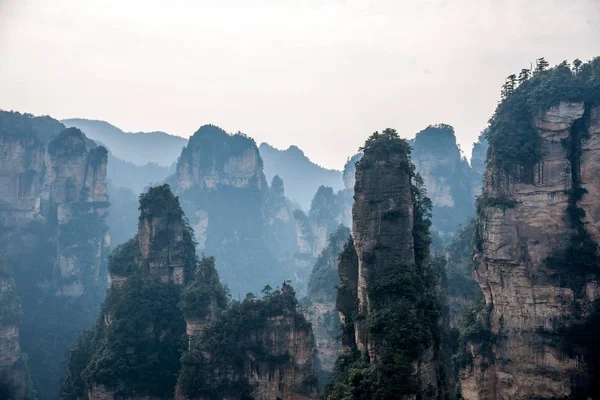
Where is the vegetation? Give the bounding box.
[307,226,350,302]
[107,238,137,276]
[179,124,261,171]
[445,219,483,302]
[178,283,312,399]
[179,256,228,320]
[0,110,65,143]
[82,276,186,397]
[47,128,88,157]
[487,57,600,173]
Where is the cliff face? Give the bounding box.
[464,102,599,400]
[304,226,349,377]
[0,262,33,400]
[0,111,109,398]
[177,125,265,192]
[174,125,289,296]
[411,124,478,237]
[177,283,318,400]
[463,58,600,400]
[326,129,446,400]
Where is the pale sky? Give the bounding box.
[1,0,598,169]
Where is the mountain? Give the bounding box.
[61,118,186,167]
[259,143,343,211]
[411,124,479,238]
[324,129,449,399]
[0,111,110,398]
[461,58,600,399]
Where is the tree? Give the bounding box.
[535,57,549,73]
[573,59,583,75]
[501,74,517,99]
[518,68,531,85]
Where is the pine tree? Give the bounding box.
[518,68,531,85]
[573,59,583,75]
[535,57,549,73]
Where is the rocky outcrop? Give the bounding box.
[327,129,446,399]
[174,125,290,296]
[62,185,194,400]
[244,286,317,400]
[177,125,265,192]
[463,100,600,399]
[0,111,109,398]
[177,283,318,400]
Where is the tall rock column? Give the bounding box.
[352,136,415,358]
[327,129,446,400]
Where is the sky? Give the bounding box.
[0,0,599,170]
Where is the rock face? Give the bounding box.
[0,262,33,400]
[463,101,600,399]
[173,125,285,296]
[351,135,416,358]
[304,225,349,377]
[176,283,318,400]
[411,124,478,237]
[328,130,446,399]
[0,111,109,398]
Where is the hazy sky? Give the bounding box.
[1,0,599,169]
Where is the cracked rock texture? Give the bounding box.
[463,102,600,400]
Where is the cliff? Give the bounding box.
[462,58,600,400]
[0,111,109,398]
[177,283,318,400]
[0,261,33,400]
[61,185,194,400]
[173,125,288,296]
[325,129,447,399]
[411,124,478,238]
[304,225,349,378]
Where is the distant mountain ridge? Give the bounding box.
[61,118,187,166]
[259,142,343,210]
